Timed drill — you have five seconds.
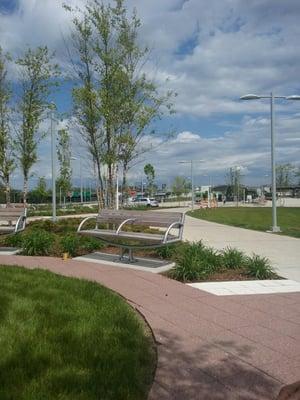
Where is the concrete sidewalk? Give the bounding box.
[159,208,300,282]
[0,255,299,399]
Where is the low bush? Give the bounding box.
[156,243,179,259]
[245,254,276,279]
[4,232,24,248]
[61,234,81,256]
[21,229,55,256]
[79,236,104,253]
[222,247,247,269]
[169,241,222,282]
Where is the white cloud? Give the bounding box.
[2,0,300,188]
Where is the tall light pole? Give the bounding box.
[240,93,300,232]
[50,105,57,222]
[179,160,204,210]
[71,156,83,203]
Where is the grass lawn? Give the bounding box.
[0,266,155,400]
[188,207,300,238]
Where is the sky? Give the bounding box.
[0,0,300,189]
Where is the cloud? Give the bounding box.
[2,0,300,189]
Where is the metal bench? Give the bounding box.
[0,206,27,235]
[77,209,185,262]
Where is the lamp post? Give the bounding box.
[240,93,300,232]
[179,160,204,210]
[49,105,57,222]
[70,156,83,203]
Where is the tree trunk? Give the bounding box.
[23,175,28,205]
[122,162,128,205]
[4,176,11,205]
[107,163,115,209]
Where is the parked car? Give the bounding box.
[131,197,159,207]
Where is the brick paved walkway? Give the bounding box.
[0,255,299,399]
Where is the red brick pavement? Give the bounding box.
[0,255,299,399]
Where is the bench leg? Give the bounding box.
[119,248,137,263]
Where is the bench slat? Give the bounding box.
[96,210,183,227]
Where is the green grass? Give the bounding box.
[188,207,300,238]
[0,266,156,400]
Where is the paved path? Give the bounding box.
[0,255,299,399]
[159,208,300,282]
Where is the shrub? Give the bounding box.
[169,241,222,282]
[245,254,276,279]
[156,243,179,259]
[4,233,24,248]
[79,236,104,253]
[222,247,247,270]
[21,230,55,256]
[61,234,81,256]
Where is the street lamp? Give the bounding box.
[240,92,300,232]
[71,156,83,203]
[49,104,57,222]
[179,160,204,210]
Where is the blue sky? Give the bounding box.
[0,0,300,189]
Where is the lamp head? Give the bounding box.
[240,94,261,100]
[285,95,300,100]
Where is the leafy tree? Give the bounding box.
[0,47,14,204]
[28,177,49,204]
[276,163,295,187]
[144,163,155,195]
[56,128,72,205]
[172,176,188,198]
[66,0,174,208]
[226,167,242,201]
[295,167,300,185]
[66,9,105,207]
[14,46,60,204]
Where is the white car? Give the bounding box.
[132,197,159,207]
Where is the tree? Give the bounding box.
[66,0,174,208]
[172,176,188,198]
[14,46,60,204]
[56,129,72,205]
[0,47,14,205]
[276,164,295,187]
[67,9,105,207]
[295,167,300,185]
[28,176,49,204]
[226,167,242,201]
[144,163,155,195]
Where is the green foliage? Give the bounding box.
[28,176,49,203]
[21,229,55,256]
[245,254,276,279]
[144,163,155,195]
[0,46,14,204]
[4,232,24,248]
[222,247,247,269]
[67,0,175,208]
[172,176,189,198]
[169,242,222,282]
[276,163,295,187]
[56,128,72,199]
[188,207,300,238]
[61,234,80,256]
[14,46,60,202]
[80,236,104,252]
[156,243,179,259]
[0,266,155,399]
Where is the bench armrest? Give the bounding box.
[15,214,26,233]
[77,216,97,232]
[163,221,182,243]
[116,218,136,234]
